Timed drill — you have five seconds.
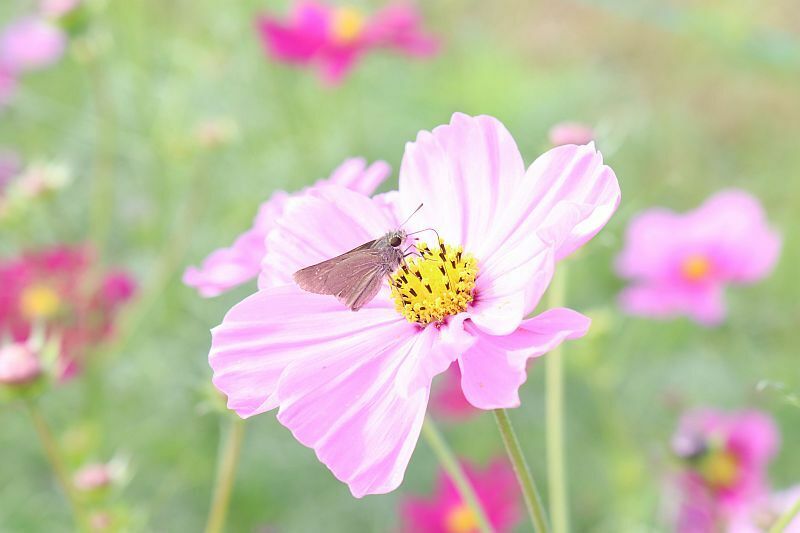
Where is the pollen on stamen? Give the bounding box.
[389,240,478,325]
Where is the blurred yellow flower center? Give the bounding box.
[390,240,477,325]
[681,254,712,282]
[699,450,740,489]
[445,503,479,533]
[332,7,365,43]
[20,284,61,320]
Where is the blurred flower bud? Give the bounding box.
[40,0,82,19]
[0,66,17,108]
[548,122,595,146]
[89,511,112,531]
[73,463,113,491]
[0,342,42,386]
[192,117,239,150]
[0,149,21,191]
[15,161,71,198]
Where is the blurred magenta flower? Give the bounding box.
[209,113,620,496]
[0,245,136,379]
[0,342,42,386]
[548,122,594,146]
[184,157,389,297]
[256,1,439,85]
[430,364,477,419]
[672,409,779,531]
[400,459,521,533]
[616,190,781,326]
[0,17,66,73]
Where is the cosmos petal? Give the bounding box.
[398,113,526,256]
[260,185,400,293]
[459,308,590,409]
[209,285,399,418]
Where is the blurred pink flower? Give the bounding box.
[430,363,477,419]
[209,113,619,496]
[400,459,521,533]
[0,245,136,379]
[255,1,438,85]
[672,409,779,531]
[548,122,594,146]
[183,157,390,297]
[0,342,42,386]
[0,17,66,73]
[616,190,781,326]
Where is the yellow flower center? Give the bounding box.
[698,450,740,490]
[390,240,478,325]
[444,503,479,533]
[20,284,61,320]
[681,254,712,282]
[331,7,365,44]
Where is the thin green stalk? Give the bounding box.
[493,409,550,533]
[546,268,569,533]
[87,58,116,253]
[421,417,493,533]
[204,417,246,533]
[25,402,87,531]
[770,496,800,533]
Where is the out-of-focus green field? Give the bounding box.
[1,0,798,531]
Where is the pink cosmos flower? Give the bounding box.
[400,458,521,533]
[183,157,390,297]
[0,245,136,379]
[548,122,595,146]
[256,1,439,85]
[672,409,779,531]
[209,113,620,496]
[616,190,781,326]
[0,17,66,73]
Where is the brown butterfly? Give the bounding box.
[293,204,426,311]
[292,229,409,311]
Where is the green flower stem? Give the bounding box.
[25,402,87,531]
[493,409,550,533]
[770,495,800,533]
[546,267,569,533]
[421,417,493,533]
[204,416,246,533]
[87,58,116,253]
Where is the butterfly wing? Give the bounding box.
[322,250,386,310]
[292,240,376,295]
[327,247,405,310]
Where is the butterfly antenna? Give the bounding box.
[407,227,441,243]
[399,203,424,227]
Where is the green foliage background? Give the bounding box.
[1,0,798,531]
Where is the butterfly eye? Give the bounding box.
[390,236,402,247]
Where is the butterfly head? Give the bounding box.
[387,229,407,248]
